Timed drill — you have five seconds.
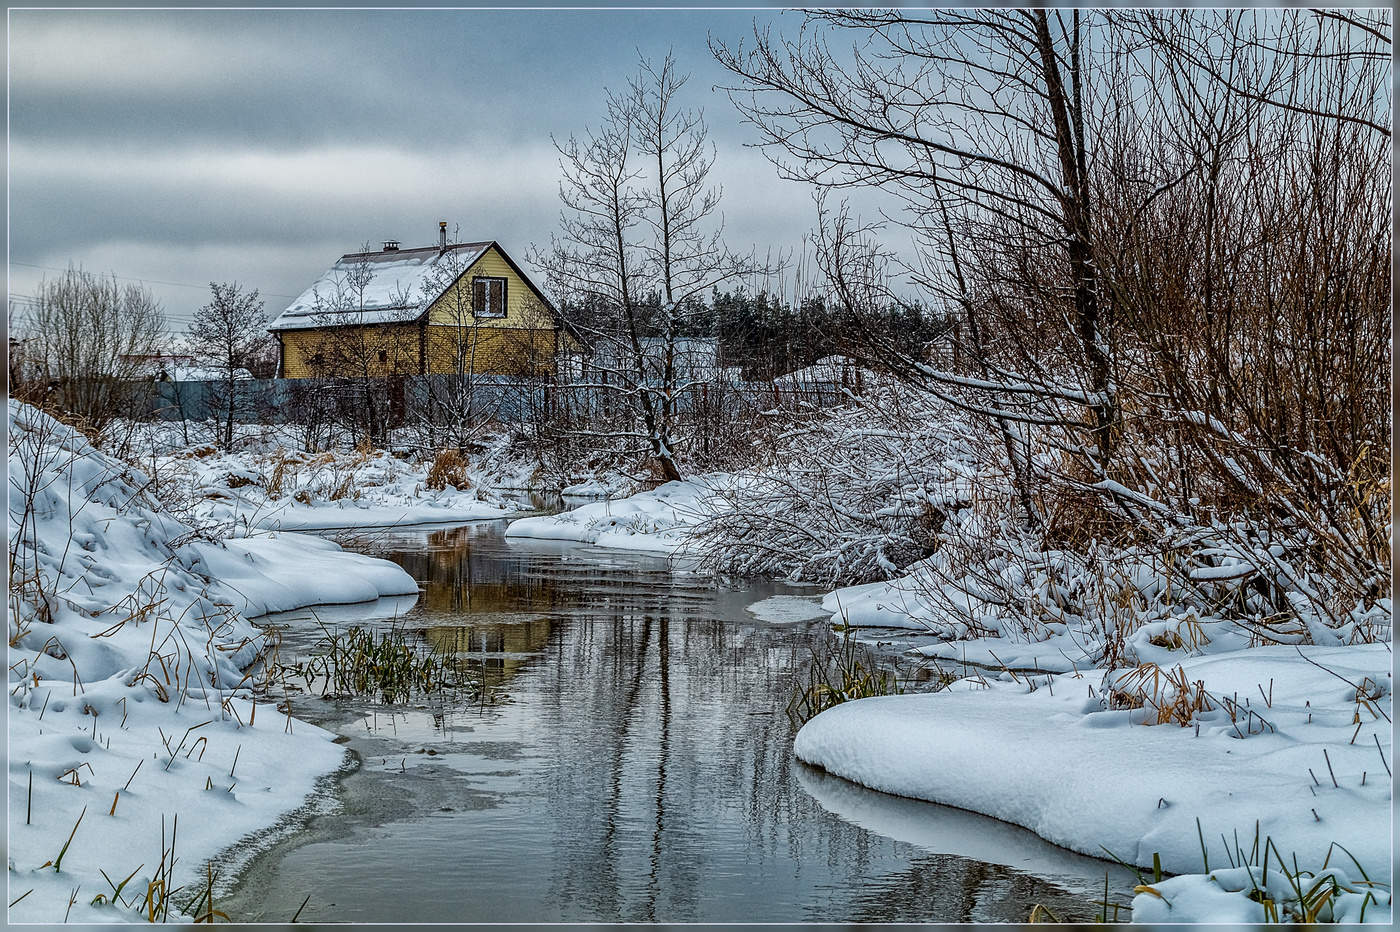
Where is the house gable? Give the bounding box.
[425,243,559,331]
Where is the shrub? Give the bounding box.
[425,448,471,492]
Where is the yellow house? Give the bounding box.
[269,224,583,379]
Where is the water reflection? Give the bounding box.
[230,522,1135,922]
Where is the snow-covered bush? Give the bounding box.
[701,378,1390,666]
[697,385,984,585]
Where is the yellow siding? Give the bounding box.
[426,245,557,329]
[279,324,420,380]
[425,326,561,376]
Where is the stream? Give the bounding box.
[222,516,1137,922]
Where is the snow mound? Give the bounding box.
[504,478,729,554]
[1132,864,1390,924]
[6,401,414,921]
[794,644,1392,920]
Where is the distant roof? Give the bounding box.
[158,366,254,382]
[774,355,869,386]
[268,241,492,332]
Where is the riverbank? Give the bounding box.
[113,419,631,534]
[504,476,728,553]
[505,471,1395,923]
[795,646,1392,923]
[6,403,418,922]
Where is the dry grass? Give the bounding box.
[261,454,297,500]
[1108,662,1214,727]
[425,448,471,492]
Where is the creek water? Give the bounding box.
[223,517,1136,922]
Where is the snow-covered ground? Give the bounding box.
[146,445,524,531]
[117,418,635,512]
[7,402,418,922]
[504,476,730,554]
[796,644,1392,923]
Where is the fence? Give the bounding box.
[142,374,855,426]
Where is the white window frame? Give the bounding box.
[473,276,508,319]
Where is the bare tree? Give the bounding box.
[22,265,167,432]
[416,227,486,452]
[303,246,419,447]
[533,53,760,482]
[714,9,1391,640]
[715,11,1121,468]
[186,281,269,450]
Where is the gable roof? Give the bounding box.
[268,241,493,332]
[268,239,585,348]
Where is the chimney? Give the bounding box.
[382,240,400,252]
[439,220,448,252]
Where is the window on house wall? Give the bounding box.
[378,349,388,363]
[310,352,325,368]
[472,277,507,318]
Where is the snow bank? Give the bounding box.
[188,532,418,617]
[795,765,1136,897]
[153,445,522,532]
[795,645,1392,921]
[6,402,414,921]
[504,477,728,554]
[1131,864,1389,923]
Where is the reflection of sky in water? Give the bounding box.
[237,522,1137,922]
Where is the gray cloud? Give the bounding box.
[8,8,879,327]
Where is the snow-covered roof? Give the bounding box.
[774,355,866,386]
[159,366,254,382]
[268,242,492,332]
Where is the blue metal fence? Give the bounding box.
[143,374,851,424]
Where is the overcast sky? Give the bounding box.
[8,6,843,335]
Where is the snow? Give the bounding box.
[268,243,490,330]
[504,477,728,554]
[795,765,1137,898]
[186,532,418,617]
[6,401,418,921]
[559,477,624,497]
[773,354,874,387]
[142,443,524,532]
[822,572,941,630]
[745,595,829,624]
[1131,864,1390,923]
[794,644,1392,922]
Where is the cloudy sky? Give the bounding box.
[8,5,841,335]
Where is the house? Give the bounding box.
[268,223,583,379]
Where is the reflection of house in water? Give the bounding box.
[389,526,561,615]
[420,619,554,689]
